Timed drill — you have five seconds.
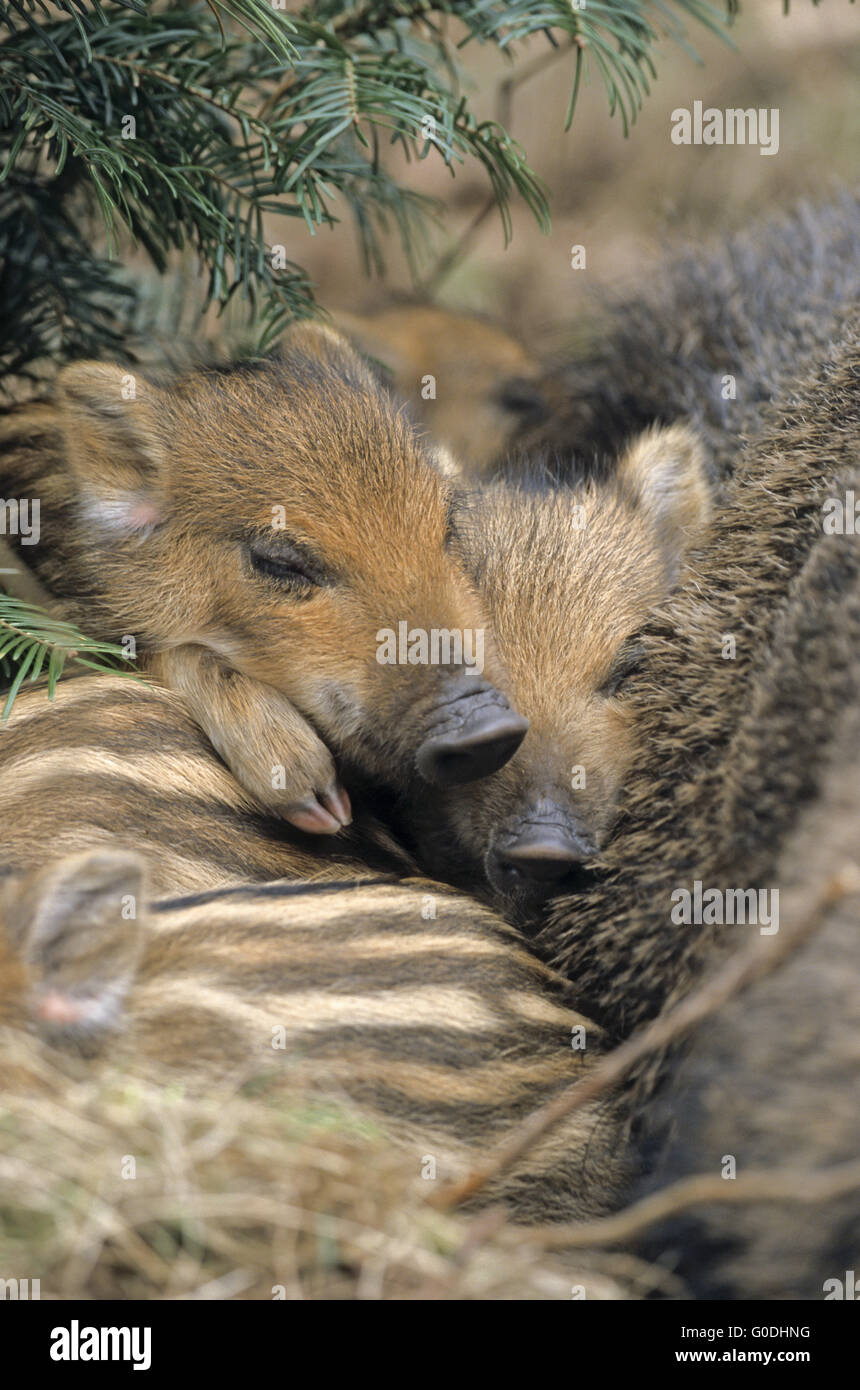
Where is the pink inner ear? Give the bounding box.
[35,989,91,1025]
[125,499,162,531]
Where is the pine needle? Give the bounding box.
[0,589,140,722]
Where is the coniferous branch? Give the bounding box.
[0,0,738,379]
[0,589,140,722]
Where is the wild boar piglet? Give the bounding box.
[0,324,527,833]
[404,423,712,925]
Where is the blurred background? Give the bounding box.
[267,3,859,349]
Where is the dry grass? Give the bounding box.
[0,1034,637,1301]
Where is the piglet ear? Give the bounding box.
[19,850,146,1053]
[616,423,713,570]
[59,362,166,537]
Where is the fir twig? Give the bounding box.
[0,589,140,722]
[0,0,738,381]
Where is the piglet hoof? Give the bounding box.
[319,781,352,828]
[285,781,352,835]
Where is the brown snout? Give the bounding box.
[493,826,588,884]
[487,804,596,908]
[416,683,528,787]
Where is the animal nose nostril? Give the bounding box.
[416,706,528,787]
[495,827,590,884]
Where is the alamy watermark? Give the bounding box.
[823,1270,860,1300]
[0,1277,40,1299]
[376,622,484,675]
[0,497,40,544]
[670,880,779,935]
[671,102,779,157]
[822,491,860,534]
[50,1321,151,1371]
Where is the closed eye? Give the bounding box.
[600,641,646,697]
[245,538,327,592]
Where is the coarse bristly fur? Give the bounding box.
[533,300,860,1297]
[527,199,860,1304]
[635,556,860,1299]
[519,191,860,488]
[0,321,523,833]
[402,422,712,924]
[542,310,860,1039]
